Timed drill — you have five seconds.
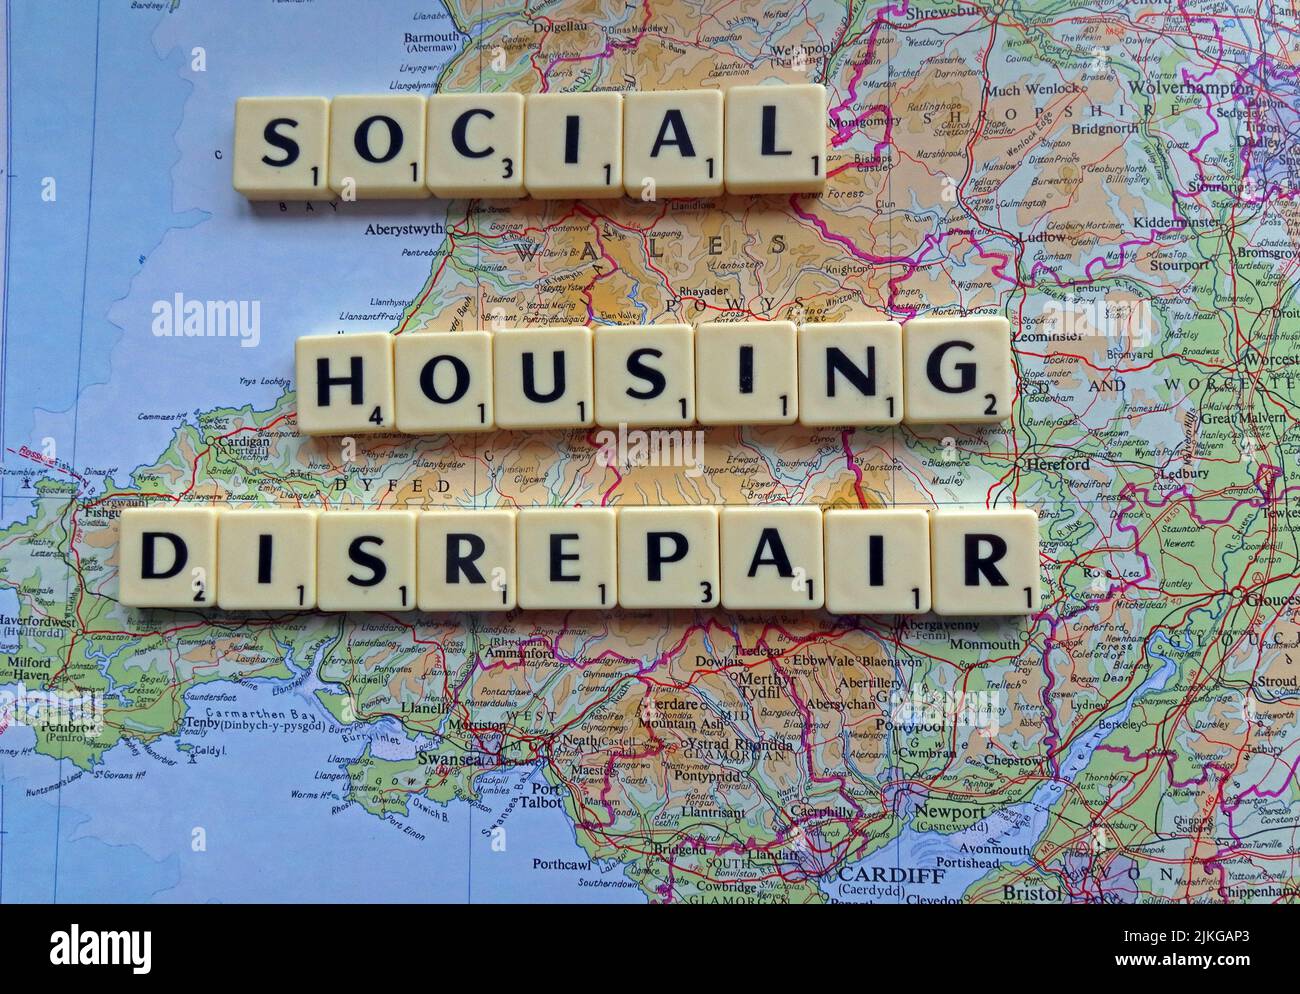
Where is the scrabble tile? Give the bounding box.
[328,94,429,199]
[903,316,1014,424]
[719,506,823,610]
[394,330,493,433]
[493,326,594,429]
[695,321,798,426]
[617,506,719,609]
[232,97,330,200]
[317,510,418,612]
[724,84,826,194]
[523,93,622,199]
[295,333,395,435]
[118,507,219,609]
[930,509,1039,616]
[623,90,724,198]
[216,509,318,610]
[823,509,930,615]
[417,508,517,611]
[798,320,903,426]
[426,93,525,199]
[516,508,617,609]
[593,323,695,427]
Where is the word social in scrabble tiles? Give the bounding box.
[232,85,827,200]
[117,506,1040,616]
[293,316,1014,434]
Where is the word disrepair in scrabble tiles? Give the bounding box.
[117,506,1040,616]
[294,317,1013,434]
[233,86,827,200]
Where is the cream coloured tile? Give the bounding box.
[823,509,930,614]
[493,326,594,429]
[617,506,719,608]
[317,510,417,612]
[118,507,219,609]
[295,333,395,435]
[426,93,525,198]
[930,509,1039,615]
[516,508,617,609]
[394,330,493,433]
[329,94,429,199]
[593,323,694,427]
[724,84,826,194]
[417,508,517,611]
[232,97,330,200]
[695,320,798,425]
[903,316,1013,424]
[719,506,823,610]
[216,508,318,610]
[798,320,903,426]
[623,90,723,198]
[523,93,623,198]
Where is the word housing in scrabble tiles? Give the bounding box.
[294,316,1013,434]
[233,85,827,200]
[117,506,1040,616]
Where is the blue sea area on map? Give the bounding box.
[0,661,637,903]
[2,1,203,516]
[3,1,468,514]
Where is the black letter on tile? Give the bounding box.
[650,110,696,158]
[355,116,403,164]
[626,348,667,400]
[926,340,976,394]
[446,534,487,584]
[316,356,364,407]
[419,355,471,405]
[826,347,876,397]
[760,106,791,156]
[522,351,567,403]
[261,118,300,167]
[451,108,494,159]
[646,532,688,581]
[748,528,793,577]
[347,536,387,587]
[550,534,580,581]
[141,533,188,580]
[964,534,1009,587]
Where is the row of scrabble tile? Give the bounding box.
[117,506,1040,616]
[296,317,1013,435]
[233,85,827,201]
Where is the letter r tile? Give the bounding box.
[930,508,1039,616]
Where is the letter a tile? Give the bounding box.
[719,506,823,610]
